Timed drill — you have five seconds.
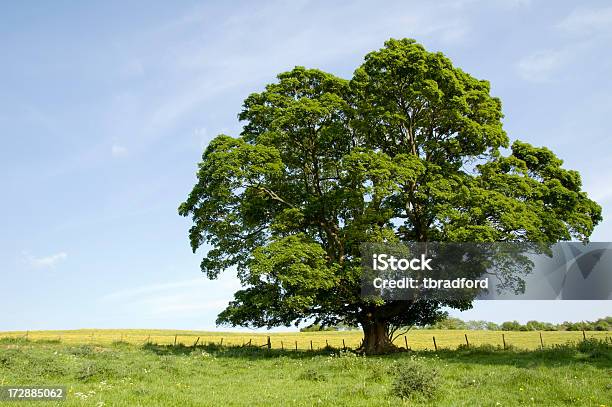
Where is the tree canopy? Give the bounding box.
[179,39,601,354]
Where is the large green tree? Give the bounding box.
[179,39,601,354]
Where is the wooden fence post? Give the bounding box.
[174,335,177,346]
[342,339,346,351]
[582,330,586,341]
[404,336,408,349]
[295,341,298,351]
[281,341,284,350]
[220,338,223,346]
[464,334,469,348]
[432,336,437,351]
[267,336,271,350]
[539,332,544,349]
[502,333,506,350]
[310,340,313,351]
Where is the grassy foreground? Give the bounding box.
[0,334,611,406]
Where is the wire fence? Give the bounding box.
[0,330,609,351]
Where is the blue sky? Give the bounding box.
[1,0,611,331]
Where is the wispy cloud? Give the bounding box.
[556,6,612,36]
[23,251,68,269]
[100,275,241,318]
[516,49,567,82]
[101,278,205,301]
[516,5,612,84]
[30,0,483,178]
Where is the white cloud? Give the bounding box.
[111,144,128,157]
[48,0,483,172]
[139,294,230,316]
[119,1,475,142]
[516,6,612,84]
[516,49,566,82]
[100,274,241,318]
[101,277,205,301]
[24,251,68,269]
[557,6,612,36]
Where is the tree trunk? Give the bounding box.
[360,320,397,355]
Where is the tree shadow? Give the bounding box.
[394,341,612,370]
[141,342,342,360]
[141,339,611,369]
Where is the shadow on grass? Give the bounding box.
[141,342,341,360]
[4,335,608,369]
[417,340,612,369]
[140,339,611,369]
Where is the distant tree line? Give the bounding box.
[426,316,612,331]
[301,316,612,332]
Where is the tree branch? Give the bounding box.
[257,186,295,208]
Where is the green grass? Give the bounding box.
[0,336,610,406]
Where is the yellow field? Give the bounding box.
[1,329,609,351]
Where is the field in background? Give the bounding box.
[1,329,609,350]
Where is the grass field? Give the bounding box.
[0,330,610,406]
[1,329,610,351]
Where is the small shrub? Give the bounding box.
[456,343,469,351]
[0,337,28,344]
[577,338,608,352]
[76,361,123,381]
[577,338,611,359]
[392,360,440,400]
[34,339,61,344]
[0,349,26,365]
[298,368,327,382]
[76,362,100,381]
[30,357,68,377]
[0,352,15,367]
